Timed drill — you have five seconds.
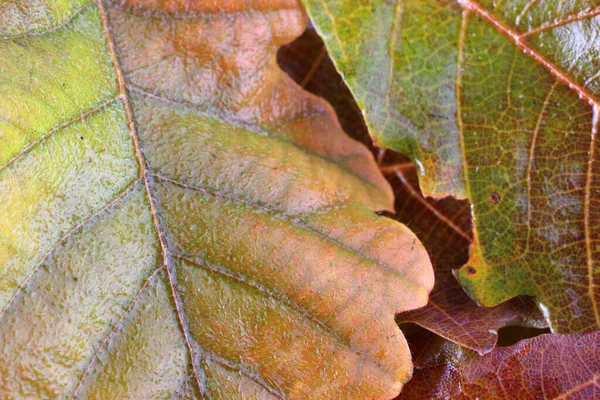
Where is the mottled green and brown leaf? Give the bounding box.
[0,0,434,398]
[386,160,548,354]
[303,0,600,332]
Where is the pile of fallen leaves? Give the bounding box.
[0,0,598,398]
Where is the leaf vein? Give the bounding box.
[0,178,139,322]
[522,6,600,37]
[70,266,164,398]
[0,96,118,174]
[455,9,476,239]
[197,349,286,400]
[394,170,471,241]
[128,84,387,201]
[0,2,93,40]
[175,253,397,382]
[584,106,600,325]
[458,0,599,108]
[154,173,421,287]
[94,0,206,394]
[524,82,558,256]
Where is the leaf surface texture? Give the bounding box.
[303,0,600,331]
[0,0,434,398]
[278,28,548,353]
[399,331,600,399]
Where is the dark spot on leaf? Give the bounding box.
[488,190,501,205]
[79,136,84,140]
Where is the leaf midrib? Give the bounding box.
[76,0,408,396]
[94,0,207,392]
[0,2,409,394]
[458,0,599,108]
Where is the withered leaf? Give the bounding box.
[0,0,433,398]
[399,331,600,399]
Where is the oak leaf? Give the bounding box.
[0,0,434,398]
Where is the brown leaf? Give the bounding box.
[277,26,372,147]
[388,163,548,354]
[398,330,600,399]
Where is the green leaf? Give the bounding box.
[0,0,434,398]
[303,0,600,332]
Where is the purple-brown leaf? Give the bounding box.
[399,331,600,399]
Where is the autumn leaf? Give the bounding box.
[278,28,548,354]
[398,330,600,399]
[303,0,600,332]
[386,162,549,354]
[277,26,372,148]
[0,0,435,398]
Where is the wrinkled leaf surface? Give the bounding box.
[0,0,434,398]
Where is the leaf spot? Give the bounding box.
[488,190,501,205]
